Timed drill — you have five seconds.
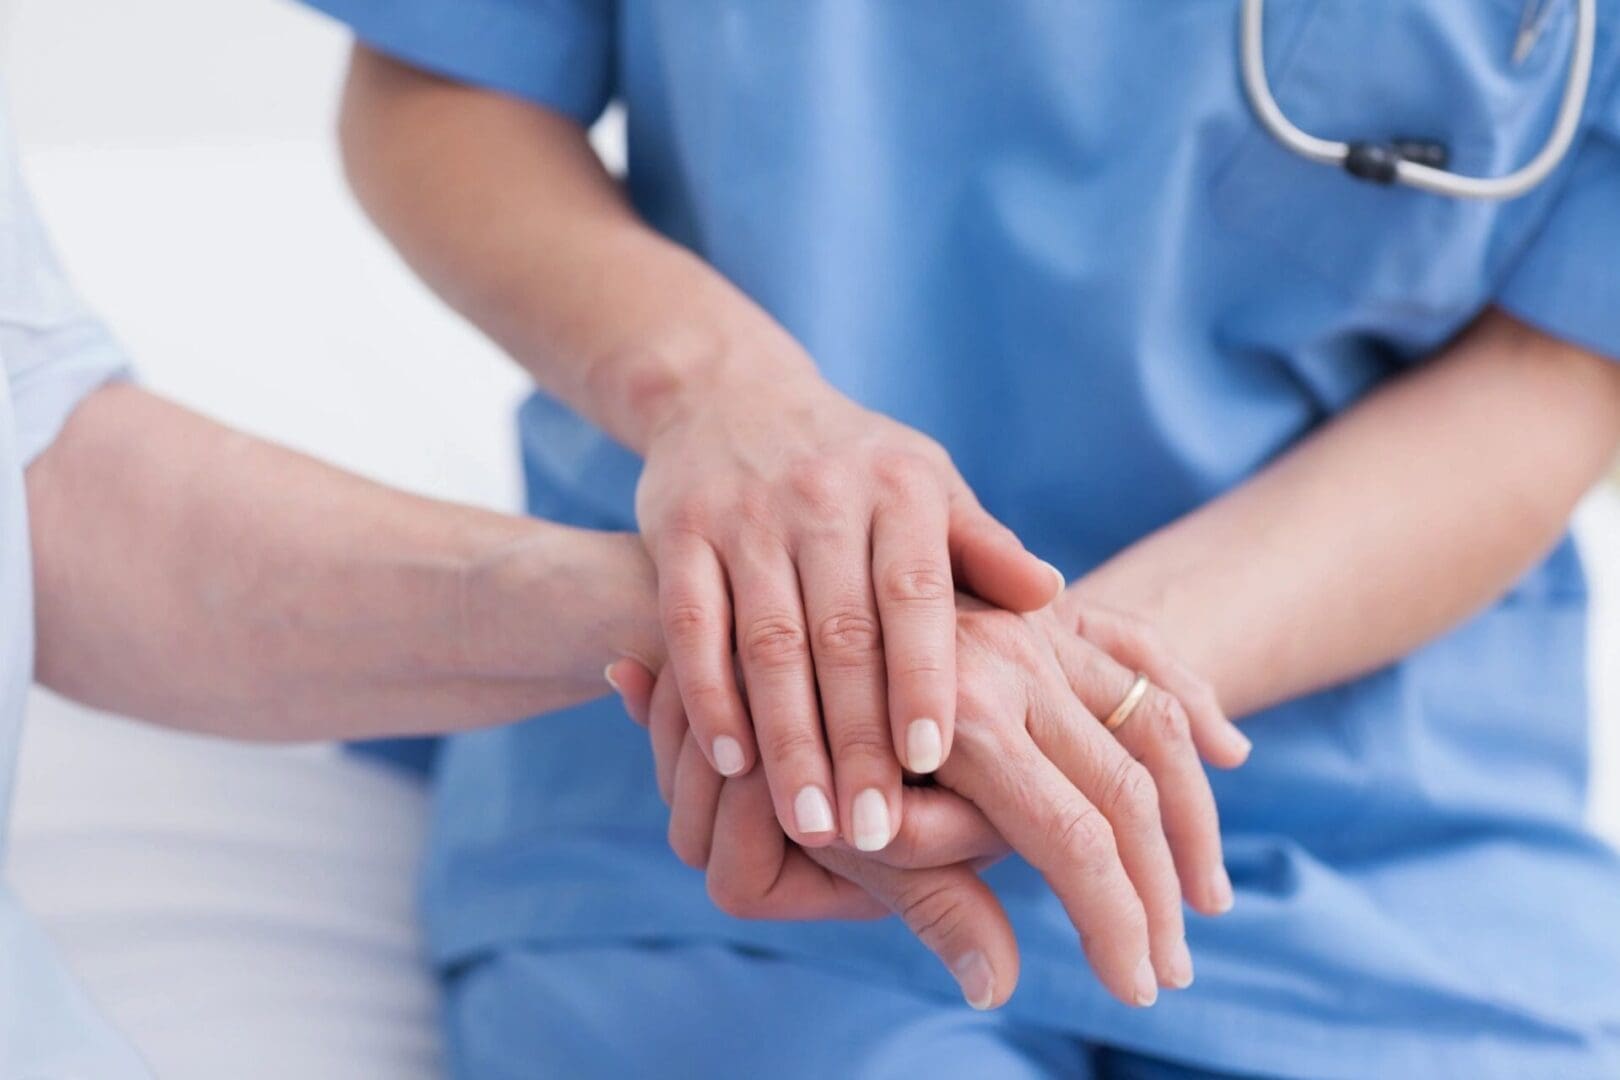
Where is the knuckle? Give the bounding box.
[814,609,882,660]
[663,600,715,647]
[954,677,1002,724]
[681,679,734,724]
[729,489,777,537]
[1101,759,1159,826]
[661,498,713,539]
[966,611,1036,662]
[871,450,930,493]
[740,614,810,669]
[878,563,953,607]
[832,722,898,768]
[1143,693,1192,746]
[953,679,1020,750]
[786,459,845,514]
[1049,804,1116,868]
[891,653,948,686]
[891,878,966,942]
[758,723,825,766]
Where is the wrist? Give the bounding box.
[459,524,661,689]
[594,322,830,454]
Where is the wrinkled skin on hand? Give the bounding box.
[611,596,1249,1009]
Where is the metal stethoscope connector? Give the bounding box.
[1239,0,1598,200]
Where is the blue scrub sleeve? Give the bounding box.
[300,0,616,126]
[1495,80,1620,363]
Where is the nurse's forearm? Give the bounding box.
[336,46,819,451]
[1073,309,1620,719]
[336,46,1067,848]
[25,385,660,740]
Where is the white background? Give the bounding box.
[2,0,532,508]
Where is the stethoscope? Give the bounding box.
[1240,0,1598,200]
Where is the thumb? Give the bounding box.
[606,658,656,727]
[810,847,1021,1011]
[949,489,1063,613]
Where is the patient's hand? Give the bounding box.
[613,596,1246,1009]
[612,658,1017,1009]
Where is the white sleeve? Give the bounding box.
[0,103,131,465]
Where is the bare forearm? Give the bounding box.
[1075,310,1620,718]
[26,385,659,740]
[338,46,820,452]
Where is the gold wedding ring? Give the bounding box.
[1103,673,1150,732]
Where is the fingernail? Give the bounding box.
[713,736,746,777]
[603,663,622,694]
[906,718,944,774]
[952,950,995,1010]
[1209,865,1235,914]
[1166,938,1195,989]
[1042,560,1067,596]
[853,788,892,851]
[794,786,835,835]
[1230,728,1254,761]
[1134,956,1159,1006]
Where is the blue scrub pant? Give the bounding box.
[444,942,1258,1080]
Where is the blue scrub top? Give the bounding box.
[0,100,150,1077]
[306,2,1620,1075]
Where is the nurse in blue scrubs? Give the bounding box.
[308,2,1620,1076]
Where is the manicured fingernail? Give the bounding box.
[1134,956,1159,1006]
[603,663,622,693]
[952,951,995,1010]
[1166,938,1195,989]
[1209,865,1235,914]
[794,786,835,835]
[906,718,943,774]
[853,788,892,851]
[1042,560,1067,596]
[713,736,746,777]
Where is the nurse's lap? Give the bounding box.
[442,941,1259,1080]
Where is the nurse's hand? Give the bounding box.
[636,373,1061,855]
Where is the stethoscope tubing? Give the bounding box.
[1240,0,1598,200]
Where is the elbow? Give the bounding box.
[335,43,446,223]
[334,44,392,216]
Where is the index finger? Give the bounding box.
[657,530,755,778]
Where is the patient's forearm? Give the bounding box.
[25,385,659,740]
[337,46,818,452]
[1075,309,1620,719]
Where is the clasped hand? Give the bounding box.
[613,597,1248,1010]
[623,370,1248,1010]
